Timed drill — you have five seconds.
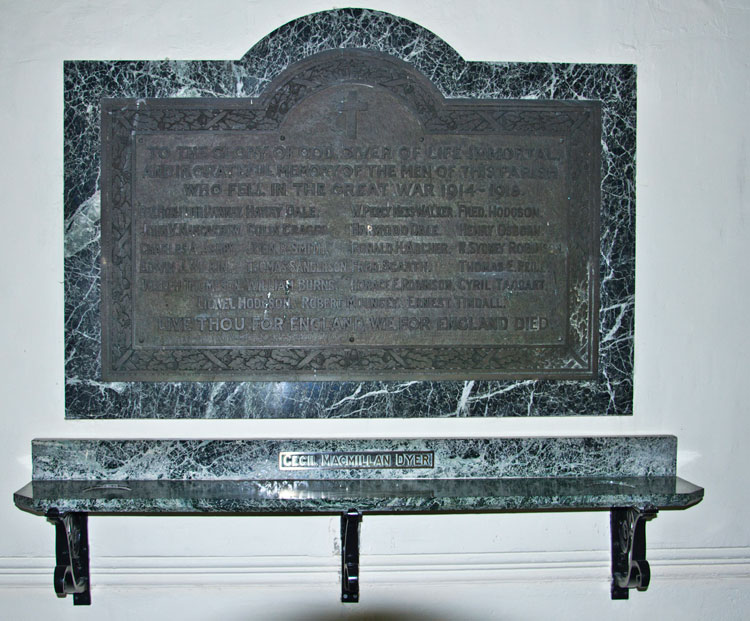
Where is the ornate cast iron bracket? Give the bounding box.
[46,510,91,605]
[34,505,671,604]
[610,507,658,599]
[341,509,362,603]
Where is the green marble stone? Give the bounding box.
[14,436,703,515]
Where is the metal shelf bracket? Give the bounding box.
[611,507,658,599]
[46,509,90,605]
[341,509,362,603]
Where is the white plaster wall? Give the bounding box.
[0,1,748,618]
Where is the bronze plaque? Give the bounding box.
[101,50,600,381]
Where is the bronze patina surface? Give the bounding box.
[101,49,600,381]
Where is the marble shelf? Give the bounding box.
[14,476,703,516]
[13,436,703,604]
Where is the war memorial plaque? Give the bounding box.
[65,10,635,416]
[100,49,600,382]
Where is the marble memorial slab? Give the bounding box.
[65,9,636,417]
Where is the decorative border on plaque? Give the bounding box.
[100,50,599,381]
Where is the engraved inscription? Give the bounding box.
[101,50,600,380]
[132,130,567,349]
[279,451,435,470]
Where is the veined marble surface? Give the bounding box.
[17,436,704,515]
[64,9,636,418]
[32,437,675,481]
[14,477,703,516]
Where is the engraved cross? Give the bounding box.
[338,91,368,139]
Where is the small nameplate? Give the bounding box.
[279,451,435,470]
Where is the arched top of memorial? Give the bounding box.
[238,8,468,98]
[255,48,445,132]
